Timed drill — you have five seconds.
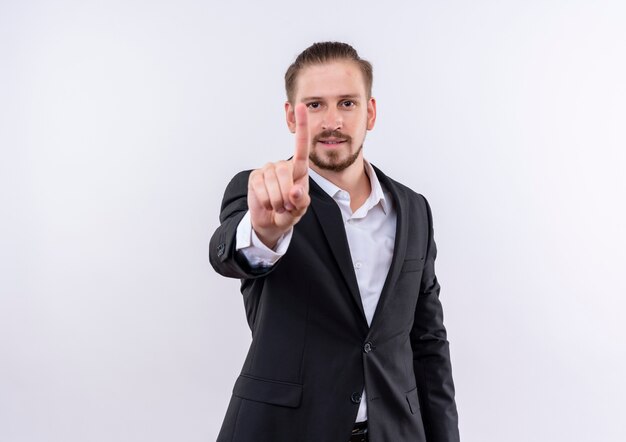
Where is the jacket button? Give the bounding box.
[363,342,373,353]
[351,392,362,404]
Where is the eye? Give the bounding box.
[306,102,321,109]
[341,100,355,108]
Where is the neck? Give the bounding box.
[310,156,371,211]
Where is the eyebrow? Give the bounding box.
[300,94,361,102]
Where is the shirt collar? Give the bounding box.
[308,159,390,215]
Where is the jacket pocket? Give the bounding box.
[233,374,303,408]
[405,386,420,414]
[401,259,424,273]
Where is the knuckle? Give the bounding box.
[251,174,264,187]
[275,162,290,175]
[263,167,276,180]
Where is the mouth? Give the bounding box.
[317,138,347,147]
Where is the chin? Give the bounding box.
[311,147,362,173]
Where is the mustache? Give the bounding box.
[312,130,352,144]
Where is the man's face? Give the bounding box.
[286,60,376,173]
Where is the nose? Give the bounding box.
[321,108,342,131]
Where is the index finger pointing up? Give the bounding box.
[292,103,309,180]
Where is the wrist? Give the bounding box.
[252,226,284,250]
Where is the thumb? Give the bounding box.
[291,185,303,200]
[289,183,309,210]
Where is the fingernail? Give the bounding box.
[277,207,285,214]
[294,188,302,199]
[285,203,294,211]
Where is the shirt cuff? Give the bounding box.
[235,211,293,267]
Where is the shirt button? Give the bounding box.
[355,261,362,269]
[363,342,373,353]
[351,392,362,404]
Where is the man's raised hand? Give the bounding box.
[247,103,311,249]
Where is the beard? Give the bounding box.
[309,130,363,172]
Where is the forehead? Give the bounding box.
[294,60,367,101]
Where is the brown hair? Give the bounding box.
[284,42,373,104]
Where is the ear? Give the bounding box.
[366,97,377,130]
[285,101,296,133]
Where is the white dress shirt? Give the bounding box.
[236,159,397,422]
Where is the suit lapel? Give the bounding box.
[368,166,409,332]
[308,178,368,324]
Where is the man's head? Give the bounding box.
[285,42,376,173]
[284,42,373,105]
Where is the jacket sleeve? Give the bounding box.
[209,170,281,280]
[410,195,460,442]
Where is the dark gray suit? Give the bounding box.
[209,164,459,442]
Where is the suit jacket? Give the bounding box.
[209,164,459,442]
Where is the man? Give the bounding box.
[209,42,459,442]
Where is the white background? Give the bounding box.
[1,1,625,441]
